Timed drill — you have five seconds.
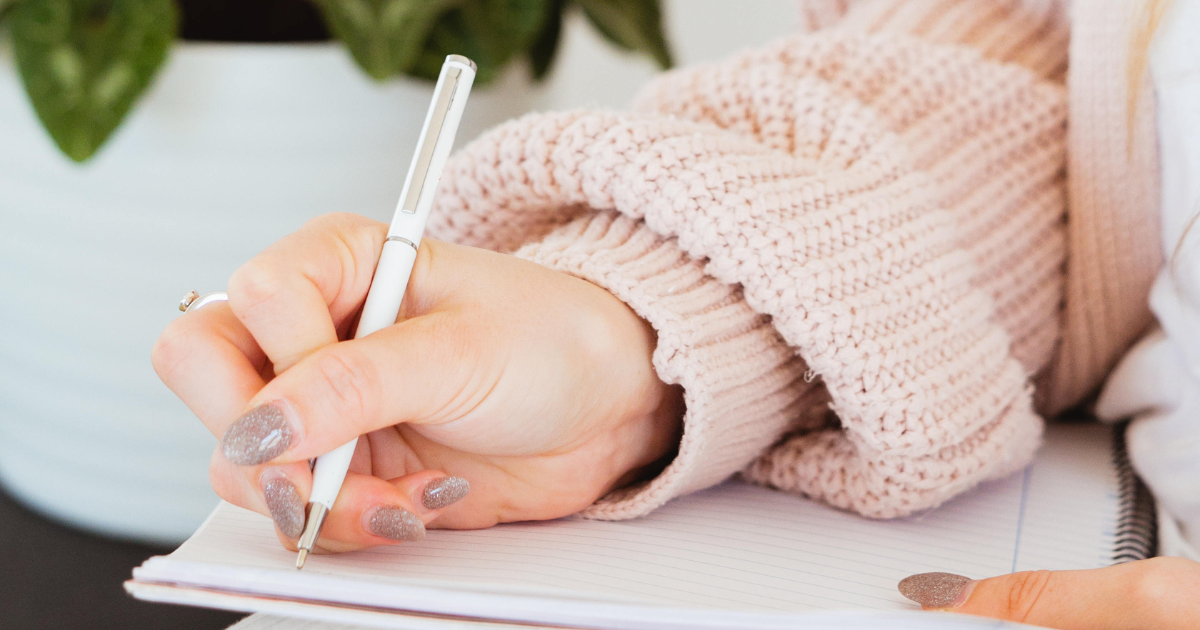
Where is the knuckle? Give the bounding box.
[227,259,285,317]
[574,305,625,365]
[305,213,388,294]
[1003,570,1054,622]
[306,213,386,255]
[1128,557,1196,609]
[310,212,386,250]
[1145,555,1199,577]
[314,348,377,421]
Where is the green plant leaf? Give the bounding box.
[312,0,461,81]
[411,9,494,83]
[412,0,545,86]
[577,0,671,69]
[466,0,545,65]
[526,0,564,80]
[9,0,177,162]
[0,0,19,23]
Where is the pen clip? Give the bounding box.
[401,66,462,214]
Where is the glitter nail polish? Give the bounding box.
[221,402,294,465]
[898,572,973,608]
[368,506,425,542]
[262,476,305,538]
[422,476,470,510]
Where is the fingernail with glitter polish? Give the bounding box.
[422,476,469,511]
[221,402,299,466]
[367,506,425,542]
[261,470,305,539]
[898,572,975,609]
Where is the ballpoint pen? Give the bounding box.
[294,54,477,569]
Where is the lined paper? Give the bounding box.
[227,610,1035,630]
[131,423,1117,629]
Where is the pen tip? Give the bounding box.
[294,502,328,571]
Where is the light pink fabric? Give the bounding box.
[429,0,1079,519]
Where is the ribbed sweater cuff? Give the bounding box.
[515,211,821,520]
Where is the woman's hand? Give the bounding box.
[900,556,1200,629]
[152,213,683,553]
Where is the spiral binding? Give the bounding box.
[1111,422,1158,563]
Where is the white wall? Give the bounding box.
[536,0,801,110]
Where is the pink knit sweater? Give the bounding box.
[428,0,1101,519]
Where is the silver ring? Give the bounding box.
[179,290,229,313]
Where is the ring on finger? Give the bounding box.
[179,290,229,313]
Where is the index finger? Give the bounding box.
[226,213,387,373]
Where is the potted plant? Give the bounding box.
[0,0,671,544]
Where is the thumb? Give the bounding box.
[897,557,1200,630]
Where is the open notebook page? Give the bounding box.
[129,423,1117,629]
[224,610,1038,630]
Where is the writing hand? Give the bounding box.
[153,213,682,552]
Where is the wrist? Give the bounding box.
[618,381,684,490]
[606,309,685,493]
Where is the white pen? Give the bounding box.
[294,54,477,569]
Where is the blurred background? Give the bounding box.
[0,1,795,627]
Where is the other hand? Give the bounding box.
[900,556,1200,629]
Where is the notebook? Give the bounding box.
[126,422,1155,630]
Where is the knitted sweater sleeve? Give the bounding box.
[512,211,828,519]
[427,0,1068,519]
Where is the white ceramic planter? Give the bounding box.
[0,42,535,544]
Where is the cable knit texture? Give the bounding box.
[427,0,1072,519]
[829,0,1161,415]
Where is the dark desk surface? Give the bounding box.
[0,485,245,629]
